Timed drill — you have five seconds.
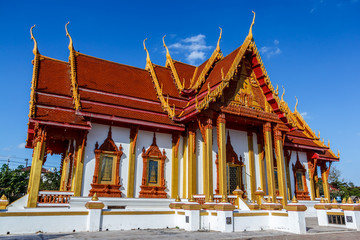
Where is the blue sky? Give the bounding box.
[0,1,359,185]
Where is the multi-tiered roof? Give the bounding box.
[25,14,339,162]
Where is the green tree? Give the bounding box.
[39,168,61,191]
[0,164,29,202]
[327,166,360,200]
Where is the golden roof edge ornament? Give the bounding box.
[65,22,74,52]
[144,38,175,119]
[143,38,151,66]
[294,96,298,112]
[65,21,81,111]
[163,35,183,91]
[163,35,170,59]
[248,11,256,40]
[281,86,285,102]
[30,25,39,55]
[338,150,340,158]
[29,24,40,118]
[216,27,222,51]
[191,27,223,90]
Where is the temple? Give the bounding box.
[1,14,349,235]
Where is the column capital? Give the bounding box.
[217,113,226,124]
[205,118,213,129]
[273,126,282,141]
[263,122,272,132]
[129,125,139,139]
[172,132,181,144]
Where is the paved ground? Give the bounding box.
[1,218,359,240]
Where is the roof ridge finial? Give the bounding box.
[30,25,39,55]
[162,35,171,59]
[216,27,222,51]
[65,22,74,52]
[143,38,151,65]
[281,86,285,102]
[248,11,256,40]
[294,96,298,112]
[152,132,157,145]
[107,126,112,139]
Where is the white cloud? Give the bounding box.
[300,112,311,119]
[17,143,26,149]
[259,40,281,58]
[168,34,212,65]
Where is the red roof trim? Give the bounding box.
[29,119,91,130]
[37,91,73,100]
[79,87,161,105]
[284,142,325,151]
[77,111,185,131]
[80,99,170,117]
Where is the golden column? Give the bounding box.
[321,162,331,201]
[171,133,180,198]
[127,126,139,198]
[27,128,47,208]
[187,126,197,198]
[284,150,292,200]
[307,158,317,201]
[205,118,213,202]
[263,122,276,202]
[256,134,266,193]
[217,114,227,196]
[182,135,188,198]
[274,126,288,207]
[59,151,70,191]
[247,131,256,200]
[72,133,87,197]
[314,171,320,198]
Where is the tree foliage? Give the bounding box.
[0,164,29,202]
[39,169,61,191]
[0,164,62,203]
[328,166,360,200]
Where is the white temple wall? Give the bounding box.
[196,129,204,194]
[82,124,130,197]
[212,128,218,194]
[178,135,185,198]
[227,129,250,197]
[252,133,261,190]
[289,151,310,198]
[135,130,173,198]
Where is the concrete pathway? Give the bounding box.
[1,218,358,239]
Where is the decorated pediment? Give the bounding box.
[95,127,119,152]
[142,133,166,159]
[230,72,264,111]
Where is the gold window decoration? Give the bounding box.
[89,127,123,197]
[139,133,167,198]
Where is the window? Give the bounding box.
[296,171,304,191]
[147,159,159,185]
[89,127,123,197]
[139,133,167,198]
[99,154,116,184]
[292,153,310,200]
